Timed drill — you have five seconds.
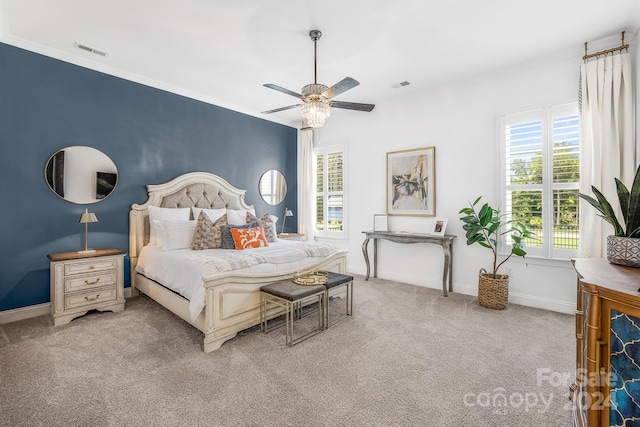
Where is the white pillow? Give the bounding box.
[192,207,226,223]
[227,208,257,226]
[148,206,190,246]
[161,220,197,250]
[150,220,163,247]
[269,215,279,240]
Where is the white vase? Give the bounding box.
[607,235,640,268]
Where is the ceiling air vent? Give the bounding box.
[74,42,109,57]
[391,81,410,89]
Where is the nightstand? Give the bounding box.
[277,233,305,241]
[48,248,126,326]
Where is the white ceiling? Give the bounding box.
[1,0,639,128]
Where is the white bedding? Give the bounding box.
[135,240,337,321]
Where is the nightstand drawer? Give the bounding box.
[64,271,117,292]
[64,286,117,310]
[64,258,118,276]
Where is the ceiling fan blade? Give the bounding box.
[263,84,303,100]
[322,77,359,99]
[261,104,300,114]
[330,101,375,112]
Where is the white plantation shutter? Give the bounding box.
[314,145,345,237]
[500,103,580,259]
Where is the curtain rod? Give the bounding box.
[583,31,629,62]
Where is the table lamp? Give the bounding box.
[281,208,293,233]
[78,208,99,253]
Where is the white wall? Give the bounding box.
[316,52,595,314]
[636,31,640,166]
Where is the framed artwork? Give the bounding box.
[386,147,436,216]
[373,214,388,231]
[431,218,448,236]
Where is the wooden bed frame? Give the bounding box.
[129,172,348,352]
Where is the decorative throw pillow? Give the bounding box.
[220,221,261,249]
[231,226,269,250]
[260,213,278,243]
[192,212,228,250]
[246,212,258,223]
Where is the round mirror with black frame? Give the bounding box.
[44,146,118,204]
[259,169,287,205]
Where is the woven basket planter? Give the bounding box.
[478,268,509,310]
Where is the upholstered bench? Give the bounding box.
[260,280,325,347]
[323,272,354,328]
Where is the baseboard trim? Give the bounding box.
[449,283,574,314]
[0,303,50,324]
[0,288,134,324]
[348,265,575,315]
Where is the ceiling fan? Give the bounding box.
[262,30,375,128]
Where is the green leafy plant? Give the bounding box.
[459,196,534,278]
[576,164,640,238]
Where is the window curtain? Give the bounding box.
[298,129,314,241]
[579,51,635,257]
[275,173,286,202]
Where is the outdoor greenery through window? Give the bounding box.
[500,103,580,258]
[314,145,344,237]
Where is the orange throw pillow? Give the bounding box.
[231,226,269,250]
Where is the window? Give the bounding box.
[314,145,345,237]
[499,103,580,259]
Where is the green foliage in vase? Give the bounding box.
[576,164,640,238]
[459,196,534,278]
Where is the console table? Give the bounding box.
[361,231,456,296]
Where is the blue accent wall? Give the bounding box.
[0,42,298,312]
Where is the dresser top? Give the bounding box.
[47,248,126,262]
[572,258,640,299]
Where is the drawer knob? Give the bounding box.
[84,294,100,301]
[84,278,100,285]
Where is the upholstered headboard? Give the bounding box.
[129,172,253,267]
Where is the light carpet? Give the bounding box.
[0,275,574,426]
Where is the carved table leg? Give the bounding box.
[448,242,453,293]
[442,243,451,297]
[362,238,371,280]
[373,238,378,278]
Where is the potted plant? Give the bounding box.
[576,164,640,267]
[459,196,534,309]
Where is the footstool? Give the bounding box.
[323,272,354,328]
[260,280,325,347]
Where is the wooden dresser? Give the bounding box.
[48,248,126,326]
[571,258,640,427]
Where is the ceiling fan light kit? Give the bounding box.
[301,84,331,127]
[262,30,375,128]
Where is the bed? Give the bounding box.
[129,171,348,352]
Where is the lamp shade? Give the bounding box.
[79,209,99,224]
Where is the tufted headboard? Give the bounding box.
[129,172,253,269]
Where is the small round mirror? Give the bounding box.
[259,169,287,205]
[45,146,118,204]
